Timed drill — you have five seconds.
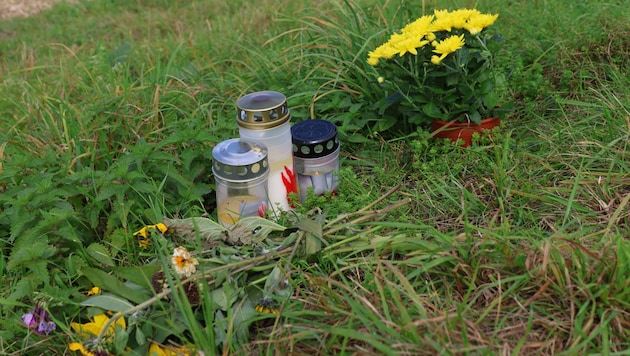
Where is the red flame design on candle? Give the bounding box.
[281,165,298,207]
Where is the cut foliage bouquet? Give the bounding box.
[368,9,504,129]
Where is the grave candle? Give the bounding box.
[291,119,340,202]
[212,138,269,226]
[236,91,296,212]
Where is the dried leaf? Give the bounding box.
[163,216,228,242]
[164,216,286,246]
[226,217,286,245]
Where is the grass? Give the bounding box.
[1,0,629,354]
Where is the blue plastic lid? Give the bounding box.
[291,119,339,158]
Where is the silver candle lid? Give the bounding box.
[236,91,290,130]
[212,139,269,182]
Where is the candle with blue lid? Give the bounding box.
[291,119,340,202]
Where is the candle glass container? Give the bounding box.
[212,138,269,226]
[237,91,296,211]
[291,119,340,202]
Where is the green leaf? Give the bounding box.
[80,267,150,304]
[113,327,129,355]
[6,239,49,271]
[135,325,147,346]
[446,72,460,86]
[113,265,161,290]
[294,218,324,255]
[483,90,499,110]
[28,260,50,286]
[469,111,482,124]
[8,278,34,301]
[304,234,322,256]
[209,283,240,311]
[0,297,30,308]
[213,310,228,347]
[264,265,292,300]
[80,294,135,312]
[66,254,87,276]
[87,243,115,267]
[374,117,397,133]
[421,102,442,119]
[231,298,256,344]
[108,228,128,259]
[293,219,322,239]
[347,133,370,143]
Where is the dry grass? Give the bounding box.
[0,0,78,20]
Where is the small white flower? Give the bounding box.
[171,246,199,277]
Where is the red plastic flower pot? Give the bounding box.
[430,117,501,147]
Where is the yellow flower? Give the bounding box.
[401,14,434,37]
[393,37,429,56]
[449,9,481,29]
[429,9,454,32]
[133,227,149,239]
[367,42,398,65]
[134,223,173,248]
[154,223,169,234]
[255,304,279,314]
[70,313,126,338]
[149,342,192,356]
[69,342,94,356]
[68,342,112,356]
[464,13,499,34]
[134,223,172,238]
[87,287,101,296]
[171,247,199,277]
[431,34,465,64]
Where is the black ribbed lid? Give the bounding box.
[291,119,339,158]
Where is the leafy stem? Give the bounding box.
[93,246,293,344]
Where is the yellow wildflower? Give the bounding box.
[171,247,199,278]
[401,14,434,37]
[367,42,398,65]
[69,314,125,356]
[138,238,151,248]
[68,342,113,356]
[149,342,192,356]
[87,287,101,296]
[70,313,126,338]
[255,304,279,314]
[154,223,170,234]
[133,227,149,239]
[134,223,173,248]
[464,13,499,34]
[449,8,481,29]
[393,37,429,56]
[431,34,465,64]
[429,9,454,32]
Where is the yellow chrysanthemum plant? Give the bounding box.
[368,9,505,129]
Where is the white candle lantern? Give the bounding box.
[212,138,269,226]
[236,91,296,212]
[291,119,340,202]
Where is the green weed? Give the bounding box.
[0,0,628,354]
